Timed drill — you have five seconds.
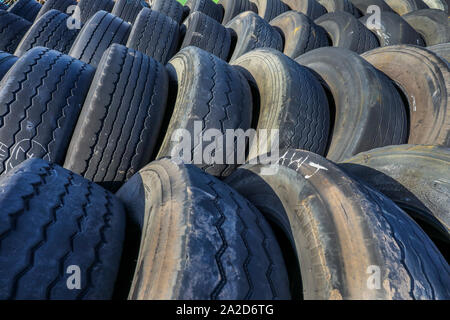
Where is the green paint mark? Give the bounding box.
[176,0,188,5]
[211,0,220,3]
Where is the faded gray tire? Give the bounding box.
[77,0,114,23]
[225,11,283,62]
[69,11,131,68]
[7,0,42,22]
[226,149,450,300]
[296,47,408,161]
[402,9,450,46]
[428,42,450,61]
[315,11,379,53]
[385,0,429,15]
[111,0,148,23]
[35,0,77,21]
[251,0,289,21]
[317,0,361,16]
[0,51,18,81]
[151,0,184,23]
[362,45,450,146]
[116,159,291,300]
[157,46,252,177]
[231,48,330,156]
[221,0,256,24]
[422,0,448,12]
[350,0,396,15]
[0,10,31,53]
[64,44,168,190]
[282,0,327,19]
[360,11,426,46]
[270,11,330,58]
[126,8,179,64]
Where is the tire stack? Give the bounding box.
[0,0,448,300]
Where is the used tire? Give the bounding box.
[0,47,95,175]
[226,149,450,300]
[231,48,330,157]
[190,0,224,22]
[251,0,289,21]
[181,11,231,61]
[157,46,252,177]
[221,0,256,24]
[402,9,450,46]
[15,10,81,57]
[296,47,408,162]
[126,8,179,64]
[428,42,450,61]
[7,0,42,22]
[362,45,450,146]
[282,0,327,20]
[422,0,448,12]
[151,0,184,23]
[350,0,396,15]
[0,51,18,81]
[35,0,77,21]
[0,3,7,10]
[111,0,148,23]
[0,10,32,53]
[315,11,379,53]
[360,11,426,46]
[384,0,428,15]
[317,0,361,17]
[116,158,291,300]
[225,11,283,62]
[77,0,114,23]
[270,11,330,58]
[69,11,131,68]
[0,158,125,299]
[64,44,169,190]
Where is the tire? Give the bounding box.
[35,0,77,21]
[14,10,81,57]
[221,0,256,24]
[225,11,283,62]
[0,158,125,300]
[64,44,169,191]
[296,47,408,162]
[0,3,7,10]
[339,145,450,245]
[317,0,361,17]
[231,48,330,157]
[0,51,18,81]
[402,9,450,46]
[69,11,131,68]
[111,0,148,23]
[0,47,95,175]
[0,10,32,53]
[7,0,42,22]
[428,42,450,61]
[315,12,379,53]
[360,11,426,46]
[270,11,330,58]
[77,0,114,24]
[190,0,224,22]
[251,0,289,21]
[181,11,231,61]
[362,45,450,146]
[151,0,184,24]
[421,0,448,12]
[226,149,450,300]
[350,0,396,15]
[384,0,428,15]
[282,0,327,19]
[157,46,252,177]
[115,158,291,300]
[126,8,179,64]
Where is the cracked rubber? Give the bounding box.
[221,0,256,24]
[402,9,450,46]
[77,0,114,23]
[296,47,408,161]
[157,46,252,177]
[69,11,131,68]
[15,10,81,57]
[112,0,148,23]
[0,10,32,53]
[64,44,169,191]
[7,0,42,22]
[315,11,379,53]
[0,47,95,176]
[116,158,291,300]
[251,0,289,21]
[317,0,361,16]
[151,0,184,23]
[0,51,18,81]
[362,45,450,146]
[226,149,450,300]
[232,48,330,157]
[126,8,179,64]
[0,158,125,299]
[226,11,283,62]
[384,0,429,15]
[35,0,77,21]
[282,0,327,20]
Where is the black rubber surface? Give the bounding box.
[402,9,450,46]
[7,0,42,22]
[111,0,148,23]
[151,0,184,24]
[0,10,31,53]
[190,0,224,22]
[282,0,327,20]
[35,0,77,21]
[221,0,256,24]
[0,51,18,80]
[77,0,114,24]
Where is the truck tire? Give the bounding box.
[315,12,379,53]
[0,51,18,80]
[116,158,291,300]
[350,0,396,15]
[15,10,80,57]
[251,0,289,21]
[231,48,330,157]
[111,0,148,23]
[69,11,131,68]
[421,0,448,11]
[384,0,428,15]
[7,0,42,22]
[0,47,95,175]
[428,42,450,61]
[190,0,224,22]
[157,46,252,177]
[0,158,125,299]
[270,11,330,58]
[35,0,77,21]
[402,9,450,46]
[362,45,450,146]
[296,47,408,162]
[225,11,283,62]
[77,0,114,23]
[181,11,231,61]
[151,0,184,23]
[221,0,256,24]
[317,0,361,17]
[282,0,327,20]
[0,10,31,53]
[64,44,169,191]
[126,8,179,64]
[226,149,450,300]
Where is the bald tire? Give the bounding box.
[282,0,327,20]
[384,0,429,15]
[402,9,450,46]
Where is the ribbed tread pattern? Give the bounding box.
[77,0,114,24]
[221,0,255,24]
[0,51,18,80]
[7,0,42,22]
[0,10,32,53]
[111,0,148,23]
[35,0,77,21]
[191,0,224,22]
[252,0,289,21]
